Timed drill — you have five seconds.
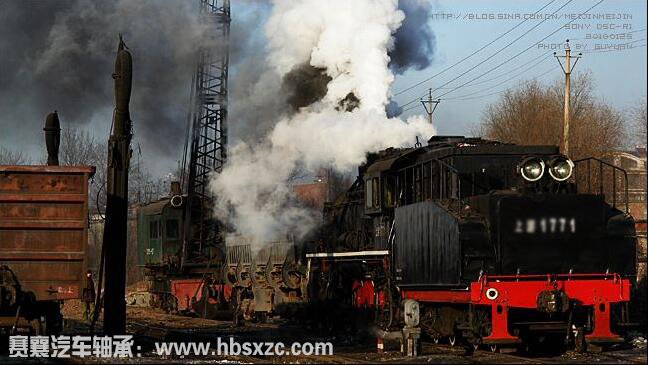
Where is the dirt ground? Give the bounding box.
[54,303,648,364]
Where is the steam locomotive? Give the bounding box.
[307,136,637,351]
[136,135,637,351]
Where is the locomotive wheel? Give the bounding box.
[490,344,498,353]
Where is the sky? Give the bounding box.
[393,0,647,136]
[1,0,646,175]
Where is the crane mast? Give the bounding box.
[181,0,230,268]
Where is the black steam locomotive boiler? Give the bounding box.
[306,136,637,351]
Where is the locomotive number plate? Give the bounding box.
[514,217,576,234]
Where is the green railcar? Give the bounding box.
[137,198,183,269]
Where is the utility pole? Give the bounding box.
[555,40,582,157]
[421,88,440,126]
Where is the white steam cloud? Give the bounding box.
[210,0,435,246]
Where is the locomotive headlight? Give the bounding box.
[519,157,545,182]
[548,157,574,181]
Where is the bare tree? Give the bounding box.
[0,146,30,165]
[479,72,626,161]
[57,128,108,216]
[631,98,647,147]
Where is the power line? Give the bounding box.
[435,0,604,100]
[401,55,551,109]
[440,53,551,100]
[399,0,574,109]
[402,103,422,113]
[442,67,557,102]
[455,52,550,87]
[394,53,548,107]
[392,0,559,98]
[397,53,550,109]
[400,53,551,108]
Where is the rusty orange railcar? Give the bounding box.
[0,165,95,335]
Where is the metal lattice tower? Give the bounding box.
[182,0,230,266]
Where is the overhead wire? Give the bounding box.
[400,58,554,112]
[401,103,422,113]
[391,0,559,98]
[454,52,550,87]
[398,0,575,109]
[439,53,552,100]
[396,52,550,110]
[434,0,604,100]
[444,66,557,102]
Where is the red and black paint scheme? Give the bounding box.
[307,136,637,351]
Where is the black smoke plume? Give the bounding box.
[282,64,332,111]
[0,1,435,168]
[0,1,215,166]
[386,99,404,117]
[389,0,436,74]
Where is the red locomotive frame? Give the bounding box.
[402,273,629,344]
[351,271,630,346]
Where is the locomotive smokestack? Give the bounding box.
[44,111,61,166]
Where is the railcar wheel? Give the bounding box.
[490,344,498,353]
[433,337,439,344]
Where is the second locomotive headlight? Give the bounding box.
[519,157,545,182]
[548,157,574,181]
